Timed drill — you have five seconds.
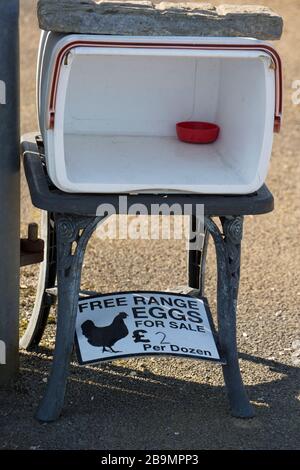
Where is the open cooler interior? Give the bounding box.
[48,47,275,193]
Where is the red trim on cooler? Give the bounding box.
[274,115,281,133]
[47,40,282,133]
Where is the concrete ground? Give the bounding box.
[0,0,299,450]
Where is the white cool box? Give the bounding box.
[38,33,282,194]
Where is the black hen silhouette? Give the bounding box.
[81,312,129,353]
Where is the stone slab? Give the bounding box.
[37,1,283,40]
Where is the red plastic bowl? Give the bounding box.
[176,121,220,144]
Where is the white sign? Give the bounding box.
[75,292,221,365]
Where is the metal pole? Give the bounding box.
[0,0,20,384]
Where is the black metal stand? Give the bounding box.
[21,135,274,422]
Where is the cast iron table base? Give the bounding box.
[21,135,274,422]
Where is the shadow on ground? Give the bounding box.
[0,350,299,450]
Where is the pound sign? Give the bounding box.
[132,330,150,343]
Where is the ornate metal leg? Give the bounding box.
[36,214,103,422]
[205,216,254,418]
[188,215,209,296]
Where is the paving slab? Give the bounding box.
[37,1,283,39]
